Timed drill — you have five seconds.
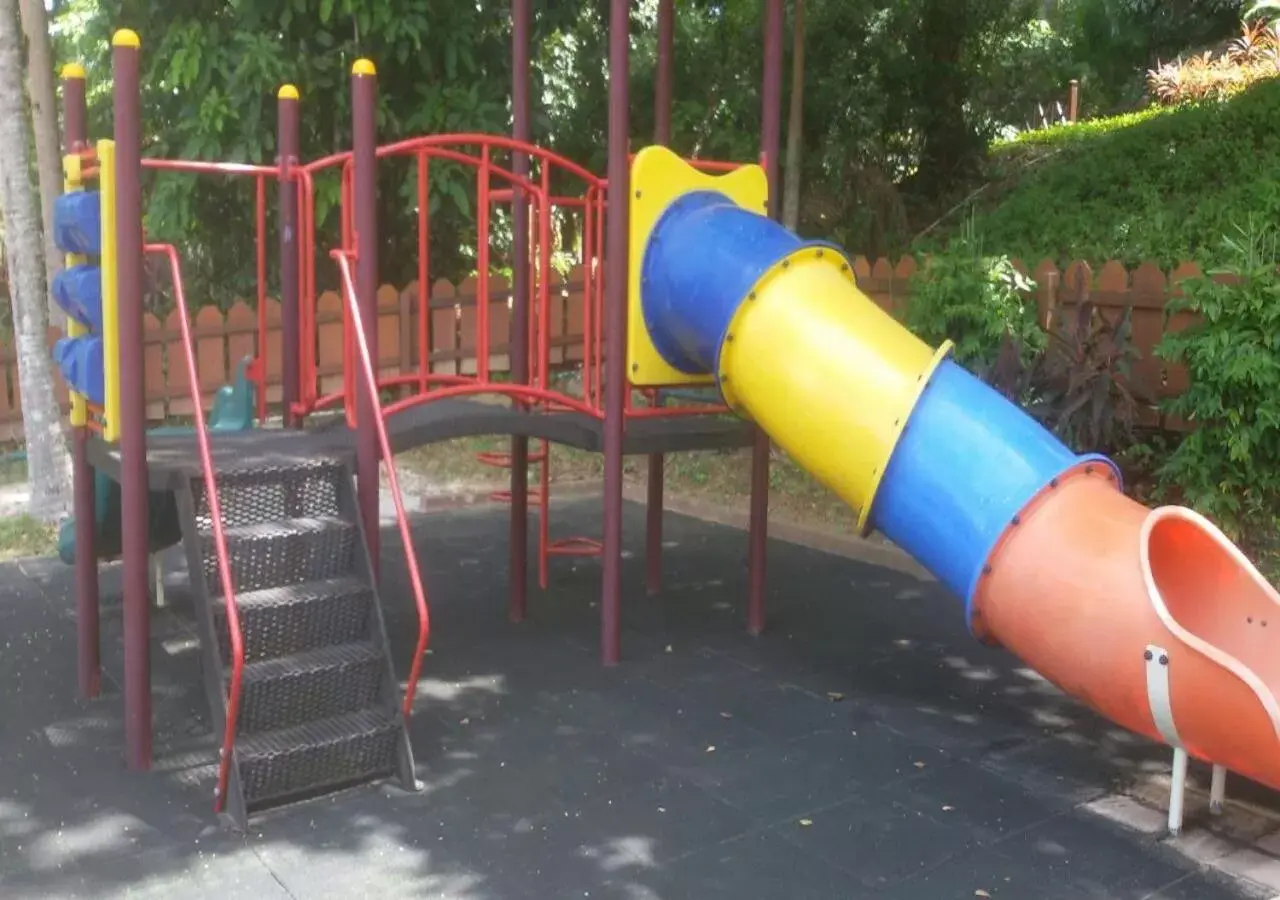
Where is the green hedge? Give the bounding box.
[930,78,1280,269]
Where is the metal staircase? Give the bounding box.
[174,442,416,828]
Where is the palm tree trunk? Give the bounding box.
[0,0,70,521]
[18,0,63,326]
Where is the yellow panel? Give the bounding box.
[98,139,120,443]
[718,246,951,534]
[626,145,768,387]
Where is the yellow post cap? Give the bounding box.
[352,58,376,76]
[60,63,86,79]
[278,84,300,100]
[112,29,140,48]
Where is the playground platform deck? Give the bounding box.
[0,497,1273,899]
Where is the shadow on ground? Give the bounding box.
[0,498,1271,899]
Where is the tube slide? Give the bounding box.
[628,146,1280,793]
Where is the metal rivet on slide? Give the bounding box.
[816,249,824,258]
[1085,464,1094,474]
[725,333,734,343]
[982,564,992,576]
[1011,514,1021,526]
[635,189,642,198]
[1050,477,1059,488]
[1144,649,1154,661]
[782,260,791,269]
[1160,654,1169,666]
[631,362,639,372]
[748,291,757,301]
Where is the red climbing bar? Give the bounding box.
[416,151,430,394]
[748,0,785,636]
[601,0,630,666]
[508,0,532,623]
[113,29,152,770]
[351,60,381,577]
[63,61,100,701]
[647,0,676,598]
[278,84,301,427]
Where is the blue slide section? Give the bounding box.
[52,335,105,406]
[52,264,104,331]
[641,190,831,374]
[53,191,102,257]
[868,359,1118,618]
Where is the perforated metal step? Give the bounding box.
[237,708,401,811]
[213,576,373,663]
[172,437,415,827]
[202,516,358,597]
[234,641,384,734]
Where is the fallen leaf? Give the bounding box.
[913,761,926,769]
[975,891,991,898]
[826,692,845,702]
[799,818,813,827]
[719,711,733,719]
[705,745,716,753]
[459,717,471,726]
[942,805,954,812]
[664,645,673,653]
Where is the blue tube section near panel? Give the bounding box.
[869,359,1119,619]
[53,192,101,257]
[641,190,817,374]
[52,335,105,406]
[52,264,104,331]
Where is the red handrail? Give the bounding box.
[331,249,431,717]
[144,242,244,814]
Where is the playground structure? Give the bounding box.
[52,0,1280,836]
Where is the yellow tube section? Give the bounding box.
[718,246,951,533]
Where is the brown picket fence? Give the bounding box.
[0,257,1206,443]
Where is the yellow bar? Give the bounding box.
[718,247,950,533]
[98,139,120,443]
[62,153,87,426]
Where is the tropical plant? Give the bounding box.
[906,218,1044,378]
[1154,219,1280,559]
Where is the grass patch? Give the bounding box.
[0,515,56,561]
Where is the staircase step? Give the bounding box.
[202,516,358,596]
[237,708,401,811]
[214,576,373,663]
[192,458,346,530]
[235,641,384,734]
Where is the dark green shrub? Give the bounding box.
[1154,221,1280,562]
[906,221,1045,379]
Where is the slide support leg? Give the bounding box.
[1168,747,1188,836]
[1210,764,1227,815]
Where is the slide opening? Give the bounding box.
[1145,509,1280,696]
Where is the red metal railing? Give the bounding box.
[331,249,431,717]
[144,242,244,814]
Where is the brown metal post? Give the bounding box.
[508,0,531,623]
[600,0,631,666]
[645,0,675,598]
[1067,79,1080,124]
[351,61,380,578]
[63,63,99,700]
[113,29,151,769]
[748,0,784,636]
[278,85,301,427]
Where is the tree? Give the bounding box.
[18,0,62,322]
[0,0,70,521]
[782,0,805,231]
